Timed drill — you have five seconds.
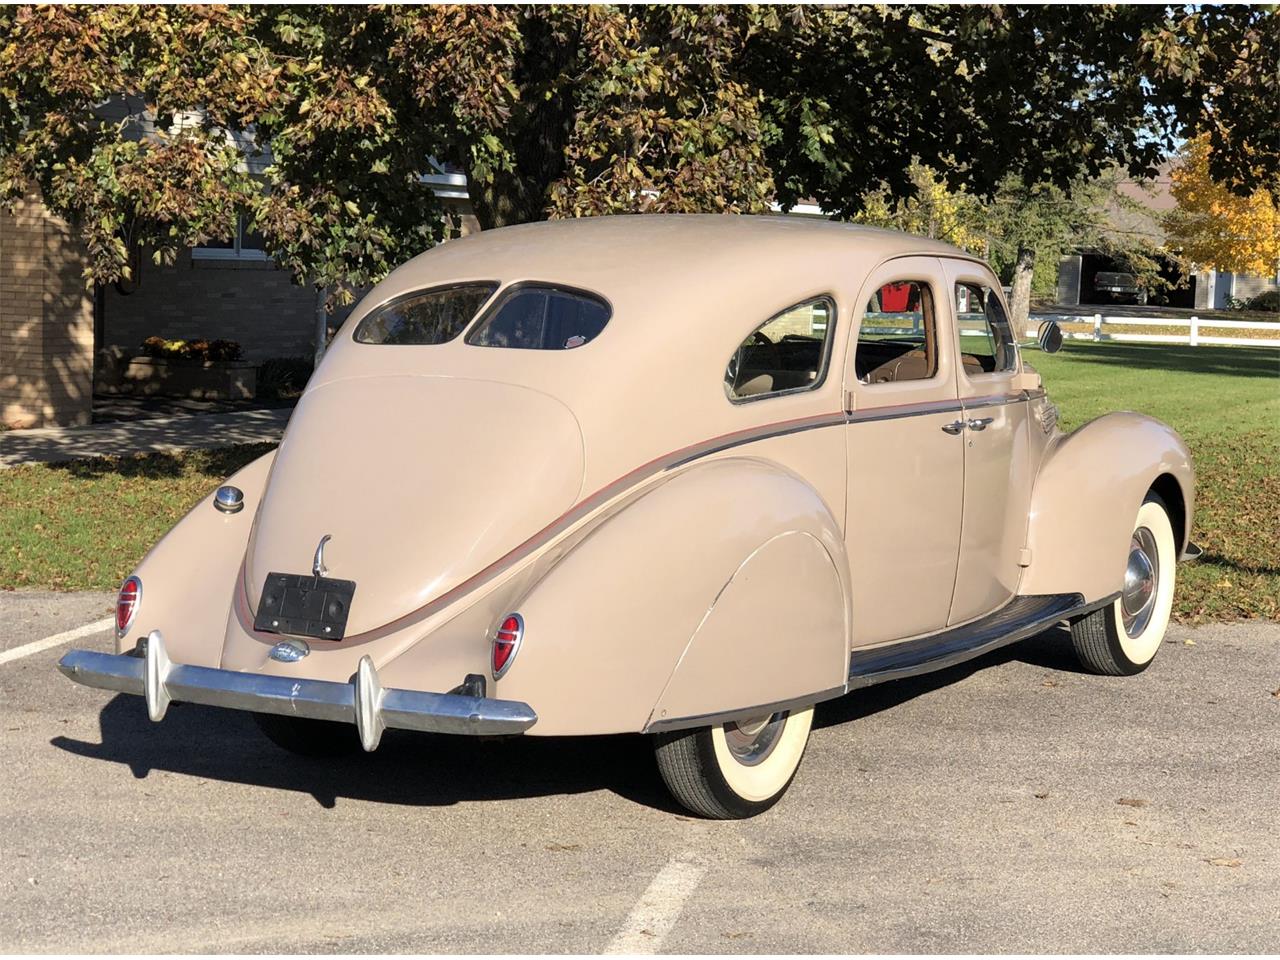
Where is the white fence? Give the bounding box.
[1029,313,1280,348]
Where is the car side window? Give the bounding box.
[725,297,835,402]
[855,280,938,384]
[955,282,1017,374]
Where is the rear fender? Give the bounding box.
[496,457,850,735]
[1019,412,1193,601]
[123,451,276,662]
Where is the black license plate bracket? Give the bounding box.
[254,572,356,641]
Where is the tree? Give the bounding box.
[0,5,448,309]
[752,5,1278,215]
[1165,134,1280,277]
[1,3,1274,332]
[387,6,778,226]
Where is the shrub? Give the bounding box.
[140,337,244,362]
[1245,289,1279,312]
[256,356,314,400]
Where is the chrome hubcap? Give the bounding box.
[723,712,787,766]
[1121,527,1159,638]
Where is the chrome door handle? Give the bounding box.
[966,417,994,431]
[941,420,965,435]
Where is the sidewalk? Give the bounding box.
[0,408,291,468]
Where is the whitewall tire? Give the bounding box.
[654,706,814,819]
[1070,493,1177,675]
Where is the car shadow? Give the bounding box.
[1195,550,1279,576]
[51,625,1086,812]
[51,697,685,814]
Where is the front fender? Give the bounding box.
[1019,412,1194,602]
[496,457,850,736]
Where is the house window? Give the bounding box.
[192,215,269,262]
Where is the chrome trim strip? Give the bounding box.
[57,631,537,745]
[642,685,847,734]
[961,392,1028,411]
[847,398,965,424]
[670,413,846,467]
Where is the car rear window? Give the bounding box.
[353,283,498,345]
[467,285,611,350]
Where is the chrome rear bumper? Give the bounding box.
[57,630,536,750]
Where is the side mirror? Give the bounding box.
[1037,320,1064,354]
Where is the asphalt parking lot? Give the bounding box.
[1,590,1277,953]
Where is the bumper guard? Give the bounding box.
[57,630,537,750]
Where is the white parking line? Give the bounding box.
[604,852,708,955]
[0,617,114,666]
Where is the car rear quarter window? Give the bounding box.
[725,297,835,401]
[467,285,611,350]
[353,283,498,345]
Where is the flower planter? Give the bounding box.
[97,355,257,400]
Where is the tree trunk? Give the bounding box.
[1009,245,1036,332]
[465,12,579,230]
[313,284,328,368]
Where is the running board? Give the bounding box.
[847,592,1118,689]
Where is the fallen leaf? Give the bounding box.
[1117,798,1148,808]
[545,843,581,852]
[1205,857,1242,868]
[1034,792,1049,799]
[1124,820,1138,826]
[1183,638,1197,646]
[1041,679,1059,688]
[1271,687,1280,698]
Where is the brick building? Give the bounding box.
[0,193,95,428]
[0,177,476,429]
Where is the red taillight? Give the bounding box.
[492,613,523,679]
[116,576,142,638]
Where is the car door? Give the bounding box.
[943,259,1034,625]
[843,256,964,646]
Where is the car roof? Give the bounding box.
[360,214,982,336]
[320,215,995,495]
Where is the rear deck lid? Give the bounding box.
[245,375,584,637]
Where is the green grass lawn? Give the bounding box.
[1031,342,1279,622]
[1,341,1277,622]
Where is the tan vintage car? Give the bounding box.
[59,216,1198,819]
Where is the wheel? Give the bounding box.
[654,707,813,819]
[1070,493,1177,675]
[253,712,361,757]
